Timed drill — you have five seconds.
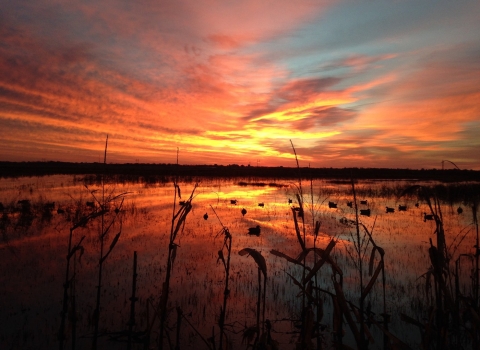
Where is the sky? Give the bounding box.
[1,0,479,169]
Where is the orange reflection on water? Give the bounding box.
[0,175,476,349]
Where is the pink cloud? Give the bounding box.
[1,0,479,168]
[359,47,480,143]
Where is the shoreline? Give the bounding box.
[1,161,479,182]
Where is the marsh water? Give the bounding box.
[0,175,477,349]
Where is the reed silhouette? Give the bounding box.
[399,183,480,349]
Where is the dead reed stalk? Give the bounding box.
[91,135,127,350]
[239,248,268,348]
[59,226,85,350]
[350,178,368,350]
[211,205,232,350]
[157,174,197,350]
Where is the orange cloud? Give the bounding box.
[1,0,479,169]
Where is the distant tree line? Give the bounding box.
[0,161,479,182]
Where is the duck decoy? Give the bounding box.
[347,201,353,208]
[398,205,407,212]
[328,201,337,209]
[386,207,395,213]
[258,202,264,207]
[241,208,247,216]
[248,225,261,236]
[360,200,368,205]
[424,212,434,222]
[288,198,293,204]
[360,209,371,217]
[457,207,463,214]
[203,213,208,220]
[230,199,237,205]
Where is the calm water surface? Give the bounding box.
[0,175,476,349]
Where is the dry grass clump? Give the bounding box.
[398,185,480,349]
[59,136,128,350]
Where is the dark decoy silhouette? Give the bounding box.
[415,202,419,208]
[457,207,463,214]
[423,212,434,222]
[398,205,407,212]
[18,199,30,206]
[241,208,247,216]
[179,200,186,206]
[230,199,237,205]
[248,225,261,236]
[347,201,353,208]
[360,209,371,217]
[386,207,395,213]
[360,200,368,205]
[328,201,337,209]
[258,202,264,207]
[203,213,208,220]
[288,198,293,204]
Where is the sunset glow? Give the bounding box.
[1,0,479,169]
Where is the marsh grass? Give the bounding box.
[267,143,412,350]
[2,152,480,349]
[210,205,233,350]
[90,136,128,350]
[56,136,129,350]
[155,149,198,350]
[269,142,336,349]
[398,185,480,349]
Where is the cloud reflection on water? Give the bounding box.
[0,175,476,349]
